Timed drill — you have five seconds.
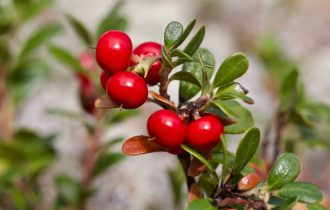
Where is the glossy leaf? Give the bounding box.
[179,48,215,102]
[232,128,260,175]
[169,71,202,87]
[280,69,298,111]
[164,21,183,49]
[307,204,328,210]
[19,23,61,58]
[148,90,176,109]
[96,0,127,37]
[267,153,301,191]
[213,53,249,87]
[109,110,140,123]
[278,182,323,204]
[122,136,164,156]
[187,199,217,210]
[216,82,254,104]
[204,105,236,126]
[183,26,205,56]
[66,14,92,45]
[93,153,124,177]
[211,100,254,134]
[48,46,81,70]
[172,19,196,49]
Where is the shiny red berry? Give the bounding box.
[100,71,111,90]
[147,110,186,148]
[96,30,132,73]
[132,42,162,85]
[106,71,147,109]
[186,115,224,149]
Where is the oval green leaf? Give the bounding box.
[213,53,249,87]
[169,71,202,87]
[273,197,298,210]
[232,127,260,175]
[164,21,183,49]
[179,48,215,102]
[183,26,205,56]
[278,182,323,204]
[172,19,196,49]
[211,100,254,134]
[216,82,254,104]
[187,199,217,210]
[267,153,301,191]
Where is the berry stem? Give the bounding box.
[0,70,13,141]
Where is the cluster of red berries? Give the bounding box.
[96,30,162,109]
[147,110,224,152]
[96,30,224,152]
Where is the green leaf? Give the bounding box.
[211,100,254,134]
[172,19,196,49]
[273,197,298,210]
[164,21,183,49]
[232,128,260,175]
[267,153,301,191]
[48,46,81,70]
[213,53,249,87]
[169,71,202,87]
[198,172,218,196]
[6,60,49,105]
[179,48,215,102]
[19,23,61,58]
[93,153,124,177]
[307,204,328,210]
[280,69,298,111]
[216,82,254,104]
[187,199,217,210]
[278,182,323,204]
[66,14,92,45]
[183,26,205,56]
[0,40,10,62]
[96,0,128,38]
[171,49,194,62]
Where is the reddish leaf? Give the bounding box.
[188,150,211,177]
[217,197,248,207]
[122,135,164,156]
[238,172,260,191]
[148,90,176,109]
[188,183,204,202]
[94,95,118,109]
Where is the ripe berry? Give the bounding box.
[147,110,186,148]
[132,42,162,85]
[100,71,111,90]
[96,30,132,73]
[106,71,147,109]
[186,115,224,149]
[79,52,94,70]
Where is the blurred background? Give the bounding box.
[1,0,330,209]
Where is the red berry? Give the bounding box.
[186,115,224,149]
[74,72,97,114]
[96,30,132,73]
[106,71,147,109]
[132,42,162,85]
[100,71,111,90]
[147,110,186,148]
